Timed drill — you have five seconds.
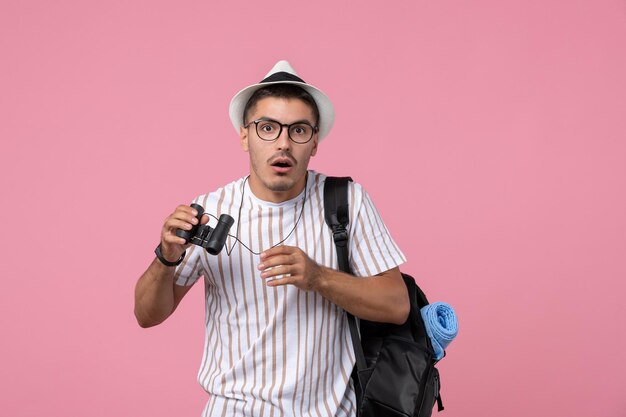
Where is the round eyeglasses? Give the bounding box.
[244,118,318,144]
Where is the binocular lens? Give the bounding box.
[206,214,235,255]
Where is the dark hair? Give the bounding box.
[243,84,320,126]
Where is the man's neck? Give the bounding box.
[247,172,308,204]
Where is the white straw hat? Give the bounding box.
[229,60,335,141]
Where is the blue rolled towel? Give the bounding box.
[420,302,458,360]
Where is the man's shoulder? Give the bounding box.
[311,170,366,198]
[192,175,247,208]
[311,170,364,187]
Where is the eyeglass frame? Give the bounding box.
[243,117,319,144]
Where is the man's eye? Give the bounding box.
[260,124,275,132]
[292,125,308,135]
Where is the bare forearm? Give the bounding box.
[134,259,177,327]
[134,204,204,327]
[316,267,410,325]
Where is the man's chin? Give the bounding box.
[266,177,296,192]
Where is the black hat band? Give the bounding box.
[260,71,306,84]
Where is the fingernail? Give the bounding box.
[192,209,198,216]
[258,263,264,270]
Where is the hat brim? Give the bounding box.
[229,81,334,142]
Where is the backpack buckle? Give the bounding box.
[332,226,348,247]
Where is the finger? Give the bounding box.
[260,245,296,260]
[265,275,294,287]
[162,233,188,246]
[172,212,210,228]
[260,264,291,279]
[165,219,196,233]
[169,210,200,226]
[257,255,294,271]
[176,204,200,216]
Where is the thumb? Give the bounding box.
[200,213,210,225]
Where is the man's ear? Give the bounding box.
[310,137,318,157]
[240,126,249,152]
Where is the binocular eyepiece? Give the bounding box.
[175,204,234,255]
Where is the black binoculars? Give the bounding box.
[175,204,234,255]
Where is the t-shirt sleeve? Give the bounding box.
[174,245,205,286]
[347,183,406,277]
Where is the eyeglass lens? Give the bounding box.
[255,120,314,143]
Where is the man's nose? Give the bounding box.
[275,127,292,150]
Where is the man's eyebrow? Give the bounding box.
[290,119,315,125]
[255,116,314,125]
[255,116,278,122]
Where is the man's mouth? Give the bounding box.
[269,156,296,173]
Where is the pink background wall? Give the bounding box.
[1,1,625,416]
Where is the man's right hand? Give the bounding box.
[159,204,209,262]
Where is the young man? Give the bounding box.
[134,61,409,417]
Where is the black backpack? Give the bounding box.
[323,176,444,417]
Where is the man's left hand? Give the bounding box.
[258,245,324,291]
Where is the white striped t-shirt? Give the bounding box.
[174,170,406,417]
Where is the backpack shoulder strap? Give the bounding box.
[323,176,353,273]
[323,176,368,379]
